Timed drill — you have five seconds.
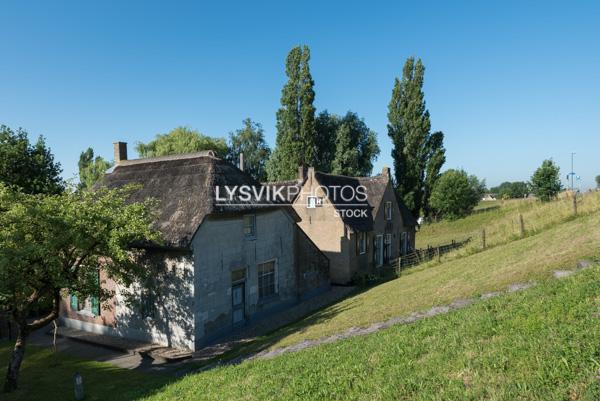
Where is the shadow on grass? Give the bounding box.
[0,341,173,401]
[175,281,391,375]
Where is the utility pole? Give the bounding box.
[571,152,575,192]
[569,152,578,215]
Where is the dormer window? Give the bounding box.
[307,196,323,209]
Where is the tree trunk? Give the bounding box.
[4,329,27,392]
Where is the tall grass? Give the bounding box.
[417,191,600,258]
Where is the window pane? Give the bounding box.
[258,261,276,299]
[244,215,256,236]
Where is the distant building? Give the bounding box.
[266,167,417,285]
[481,193,497,201]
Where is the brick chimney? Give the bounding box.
[239,152,245,171]
[298,165,308,182]
[113,142,128,164]
[382,166,390,179]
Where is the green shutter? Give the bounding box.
[91,296,100,316]
[70,294,78,310]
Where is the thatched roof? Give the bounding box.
[313,172,377,232]
[313,171,417,231]
[101,152,275,249]
[262,179,305,204]
[263,168,417,231]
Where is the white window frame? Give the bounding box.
[243,214,256,237]
[385,201,392,220]
[307,196,322,209]
[257,259,278,300]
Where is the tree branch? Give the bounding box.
[27,290,60,331]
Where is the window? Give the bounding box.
[70,270,101,316]
[384,234,392,262]
[358,232,367,254]
[384,201,392,220]
[231,268,246,283]
[140,276,156,319]
[307,196,323,208]
[400,232,408,255]
[257,260,277,300]
[243,214,256,237]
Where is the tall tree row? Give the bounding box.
[266,45,317,181]
[388,58,445,219]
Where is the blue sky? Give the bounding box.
[2,1,599,189]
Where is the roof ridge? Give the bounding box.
[117,151,218,166]
[316,170,382,180]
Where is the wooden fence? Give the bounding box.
[396,237,471,272]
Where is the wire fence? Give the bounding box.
[396,237,472,272]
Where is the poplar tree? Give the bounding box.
[267,45,317,181]
[388,58,444,218]
[422,131,446,218]
[331,112,380,177]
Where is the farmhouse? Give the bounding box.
[267,167,416,284]
[59,143,329,351]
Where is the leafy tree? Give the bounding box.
[227,119,271,182]
[0,125,64,194]
[78,148,113,191]
[530,159,562,201]
[595,175,600,189]
[429,169,485,220]
[313,111,339,172]
[388,58,444,218]
[267,45,317,181]
[490,181,530,199]
[422,131,446,218]
[331,112,380,176]
[0,184,161,392]
[136,126,228,158]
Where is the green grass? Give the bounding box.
[416,191,600,251]
[0,343,171,401]
[4,195,600,400]
[142,266,600,401]
[243,204,600,350]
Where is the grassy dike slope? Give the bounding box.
[256,207,600,350]
[416,191,600,250]
[144,266,600,401]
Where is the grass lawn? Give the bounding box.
[416,191,600,250]
[0,343,172,401]
[142,266,600,401]
[243,205,600,351]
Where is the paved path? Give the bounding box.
[29,285,356,374]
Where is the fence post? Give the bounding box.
[519,213,525,237]
[437,246,441,263]
[481,228,486,249]
[573,194,578,216]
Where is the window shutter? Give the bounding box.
[70,294,78,310]
[91,296,100,316]
[355,233,359,255]
[91,269,101,315]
